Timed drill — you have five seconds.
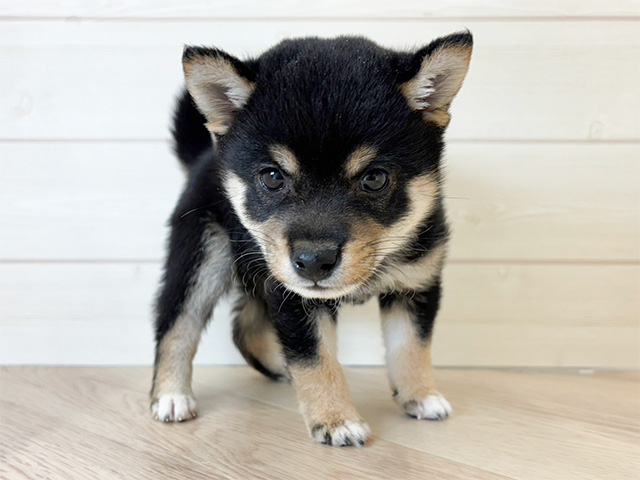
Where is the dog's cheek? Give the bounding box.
[338,219,385,285]
[390,174,440,237]
[262,219,298,283]
[224,172,291,269]
[370,173,440,256]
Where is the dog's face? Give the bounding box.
[183,35,472,299]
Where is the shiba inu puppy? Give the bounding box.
[151,32,472,447]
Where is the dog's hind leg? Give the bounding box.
[232,293,289,381]
[151,221,232,423]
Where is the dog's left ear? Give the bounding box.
[182,46,256,136]
[400,31,473,127]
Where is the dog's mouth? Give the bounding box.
[266,253,383,300]
[301,284,337,297]
[283,280,365,300]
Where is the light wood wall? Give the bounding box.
[1,1,638,367]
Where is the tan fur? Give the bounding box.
[152,312,201,402]
[233,295,288,378]
[224,173,303,290]
[225,171,440,299]
[400,44,472,127]
[344,145,378,178]
[335,174,441,294]
[376,243,447,292]
[269,145,300,176]
[244,330,287,376]
[372,174,440,253]
[151,226,231,415]
[183,55,255,135]
[288,313,364,432]
[337,219,385,286]
[381,304,437,405]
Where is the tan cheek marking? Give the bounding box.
[381,305,437,405]
[288,315,362,429]
[376,174,440,253]
[227,172,440,293]
[259,217,302,286]
[264,218,290,261]
[269,144,300,176]
[344,145,378,178]
[338,219,385,285]
[224,173,294,284]
[337,174,439,287]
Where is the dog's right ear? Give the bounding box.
[182,46,256,136]
[398,31,473,128]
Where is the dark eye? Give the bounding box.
[361,168,390,193]
[260,168,286,191]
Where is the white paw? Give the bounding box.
[311,420,371,447]
[151,393,198,423]
[403,394,452,420]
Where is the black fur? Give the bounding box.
[399,201,449,263]
[153,33,472,411]
[218,37,447,233]
[379,280,442,342]
[171,92,212,168]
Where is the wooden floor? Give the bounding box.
[1,367,638,480]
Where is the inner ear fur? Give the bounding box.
[400,31,473,127]
[182,46,256,136]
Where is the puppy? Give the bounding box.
[151,33,472,447]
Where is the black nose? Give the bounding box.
[291,246,339,282]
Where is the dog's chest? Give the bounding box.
[343,243,447,304]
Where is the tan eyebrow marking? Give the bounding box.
[268,145,299,176]
[344,145,378,178]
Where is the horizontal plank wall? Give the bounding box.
[2,142,637,261]
[1,263,637,366]
[0,1,638,366]
[0,0,638,18]
[2,21,639,141]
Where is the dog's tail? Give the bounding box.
[171,90,212,170]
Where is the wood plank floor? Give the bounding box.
[0,367,638,480]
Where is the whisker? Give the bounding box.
[179,191,246,219]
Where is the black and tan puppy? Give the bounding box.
[151,33,472,447]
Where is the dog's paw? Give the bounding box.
[151,393,198,423]
[403,394,452,420]
[310,420,371,447]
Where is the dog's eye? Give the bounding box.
[361,168,390,193]
[260,168,286,191]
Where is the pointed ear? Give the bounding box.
[400,31,473,127]
[182,46,256,136]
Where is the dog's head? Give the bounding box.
[183,34,472,299]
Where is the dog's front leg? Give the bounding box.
[379,281,452,420]
[271,296,370,446]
